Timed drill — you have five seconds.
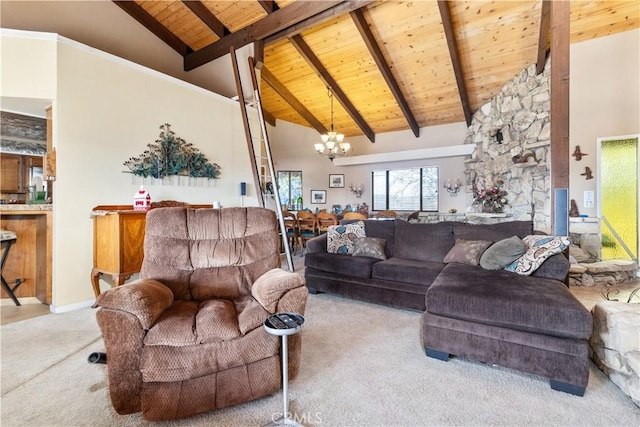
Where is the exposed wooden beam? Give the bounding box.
[290,34,375,142]
[258,62,327,135]
[550,0,570,234]
[182,1,229,38]
[438,0,472,126]
[264,0,374,45]
[185,1,343,71]
[113,1,191,56]
[262,108,276,127]
[536,0,551,75]
[350,9,420,137]
[257,1,279,14]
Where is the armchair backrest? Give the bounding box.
[140,207,280,301]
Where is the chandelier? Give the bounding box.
[314,86,350,161]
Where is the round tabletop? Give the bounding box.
[263,313,305,336]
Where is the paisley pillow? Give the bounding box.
[505,235,571,275]
[327,221,366,255]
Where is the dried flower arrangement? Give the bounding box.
[473,179,508,213]
[124,123,221,179]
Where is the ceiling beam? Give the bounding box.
[257,62,327,135]
[290,34,375,143]
[257,1,279,14]
[182,1,229,38]
[536,0,551,75]
[264,0,374,45]
[113,1,191,56]
[185,1,344,71]
[438,0,472,126]
[350,9,420,138]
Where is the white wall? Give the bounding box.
[269,120,469,213]
[2,30,258,310]
[570,29,640,217]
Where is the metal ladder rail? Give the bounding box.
[229,47,294,272]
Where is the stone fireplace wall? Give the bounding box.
[463,59,552,233]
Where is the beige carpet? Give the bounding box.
[1,293,638,426]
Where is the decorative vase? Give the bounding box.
[482,205,502,214]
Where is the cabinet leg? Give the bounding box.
[113,274,131,287]
[91,269,102,298]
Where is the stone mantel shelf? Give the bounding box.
[570,216,599,223]
[466,212,510,218]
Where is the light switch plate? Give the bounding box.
[584,190,595,208]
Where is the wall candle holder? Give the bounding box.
[443,179,461,197]
[349,183,364,198]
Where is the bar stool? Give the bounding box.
[1,230,23,306]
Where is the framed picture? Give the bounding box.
[329,174,345,188]
[310,190,326,204]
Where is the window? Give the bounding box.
[277,171,302,210]
[372,166,439,211]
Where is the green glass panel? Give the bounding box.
[601,138,638,260]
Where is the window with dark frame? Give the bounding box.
[277,171,302,210]
[372,166,439,212]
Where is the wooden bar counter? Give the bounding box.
[0,204,52,304]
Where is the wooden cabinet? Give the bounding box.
[0,154,45,195]
[1,154,22,193]
[91,208,147,297]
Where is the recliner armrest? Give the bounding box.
[251,268,306,313]
[94,279,174,329]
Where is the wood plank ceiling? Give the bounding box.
[115,0,640,142]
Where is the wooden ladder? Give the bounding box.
[230,47,294,272]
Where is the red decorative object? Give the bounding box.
[133,185,151,211]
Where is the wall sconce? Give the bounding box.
[349,183,364,198]
[443,179,461,197]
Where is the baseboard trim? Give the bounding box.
[50,299,95,313]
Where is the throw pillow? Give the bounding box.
[479,235,528,270]
[505,235,571,276]
[327,221,366,255]
[352,237,387,260]
[443,239,492,266]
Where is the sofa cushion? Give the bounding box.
[443,239,492,266]
[479,235,528,270]
[327,221,366,254]
[452,221,533,241]
[425,263,592,339]
[393,220,454,263]
[505,235,571,276]
[352,237,387,260]
[341,219,396,258]
[305,252,378,279]
[372,257,445,287]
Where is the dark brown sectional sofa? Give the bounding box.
[304,219,593,396]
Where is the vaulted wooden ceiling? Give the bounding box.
[115,0,640,142]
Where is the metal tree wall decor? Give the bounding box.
[124,123,221,180]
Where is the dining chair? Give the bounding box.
[296,211,317,254]
[316,211,338,234]
[282,210,299,255]
[374,210,398,219]
[343,211,368,220]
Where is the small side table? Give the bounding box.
[263,312,305,426]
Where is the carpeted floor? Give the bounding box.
[1,293,638,426]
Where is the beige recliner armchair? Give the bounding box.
[94,207,308,421]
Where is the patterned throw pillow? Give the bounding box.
[443,239,493,266]
[505,235,571,275]
[327,221,366,254]
[352,237,387,260]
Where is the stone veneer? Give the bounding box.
[463,59,552,233]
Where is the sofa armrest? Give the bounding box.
[531,253,570,284]
[252,268,306,313]
[94,279,174,330]
[306,233,327,254]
